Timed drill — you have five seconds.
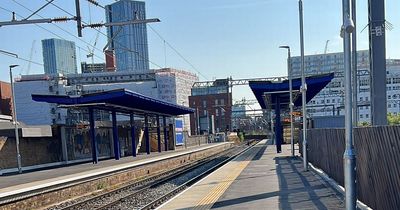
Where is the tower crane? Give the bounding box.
[86,30,100,65]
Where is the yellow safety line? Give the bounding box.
[193,148,260,210]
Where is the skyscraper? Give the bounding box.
[42,38,78,75]
[106,0,150,72]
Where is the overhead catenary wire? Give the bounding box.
[47,0,164,69]
[10,0,106,63]
[85,0,206,78]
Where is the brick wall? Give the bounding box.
[0,81,12,115]
[0,136,62,169]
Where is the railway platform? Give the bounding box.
[0,142,230,203]
[159,140,345,210]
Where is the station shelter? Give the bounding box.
[249,73,334,153]
[32,89,194,164]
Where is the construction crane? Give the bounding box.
[20,40,36,75]
[86,30,100,64]
[324,40,330,54]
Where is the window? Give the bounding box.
[360,114,363,119]
[332,99,335,103]
[389,95,392,99]
[327,99,330,103]
[215,99,218,105]
[203,100,207,108]
[220,99,225,105]
[366,114,369,118]
[216,109,219,116]
[388,104,392,108]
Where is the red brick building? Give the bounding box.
[0,81,12,116]
[189,79,232,135]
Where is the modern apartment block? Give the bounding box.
[290,50,400,123]
[105,0,150,72]
[42,38,78,75]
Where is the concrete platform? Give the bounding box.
[0,143,228,199]
[159,140,345,210]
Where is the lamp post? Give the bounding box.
[298,0,308,171]
[9,64,22,174]
[279,46,294,157]
[342,0,357,208]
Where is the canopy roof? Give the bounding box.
[32,89,194,116]
[249,73,334,109]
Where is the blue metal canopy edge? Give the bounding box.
[32,88,194,116]
[249,73,334,109]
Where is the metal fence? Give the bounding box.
[301,126,400,210]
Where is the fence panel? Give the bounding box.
[304,126,400,210]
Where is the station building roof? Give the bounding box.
[32,89,194,116]
[249,73,334,109]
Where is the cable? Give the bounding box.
[148,25,208,80]
[47,0,164,69]
[11,0,105,62]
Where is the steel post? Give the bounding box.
[89,108,98,164]
[288,49,294,157]
[351,0,358,127]
[145,115,150,154]
[163,116,168,151]
[130,113,136,157]
[112,111,120,160]
[156,115,161,152]
[299,0,308,171]
[9,65,22,173]
[342,0,357,209]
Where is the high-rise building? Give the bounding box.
[106,0,149,72]
[42,38,77,75]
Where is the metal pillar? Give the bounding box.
[9,65,22,173]
[342,0,357,209]
[156,115,161,152]
[368,0,387,125]
[275,96,282,153]
[163,116,168,151]
[351,0,358,127]
[130,113,136,157]
[144,115,150,154]
[112,111,120,160]
[299,0,308,171]
[89,108,98,164]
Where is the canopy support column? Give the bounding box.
[112,111,120,160]
[275,96,282,153]
[156,115,161,152]
[130,113,136,157]
[145,115,150,154]
[163,116,168,151]
[89,108,98,164]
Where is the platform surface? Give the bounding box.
[0,142,228,198]
[159,140,345,210]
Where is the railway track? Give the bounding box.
[49,142,256,210]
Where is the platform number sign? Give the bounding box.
[175,118,184,145]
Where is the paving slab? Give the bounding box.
[159,140,345,210]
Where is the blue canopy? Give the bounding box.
[32,89,194,116]
[249,73,334,109]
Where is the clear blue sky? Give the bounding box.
[0,0,399,102]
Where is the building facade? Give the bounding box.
[106,0,149,72]
[189,79,232,135]
[0,81,12,116]
[81,62,107,73]
[290,50,400,124]
[42,38,77,75]
[14,68,197,127]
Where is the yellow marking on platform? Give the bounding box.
[193,152,256,210]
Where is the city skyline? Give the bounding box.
[0,0,399,101]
